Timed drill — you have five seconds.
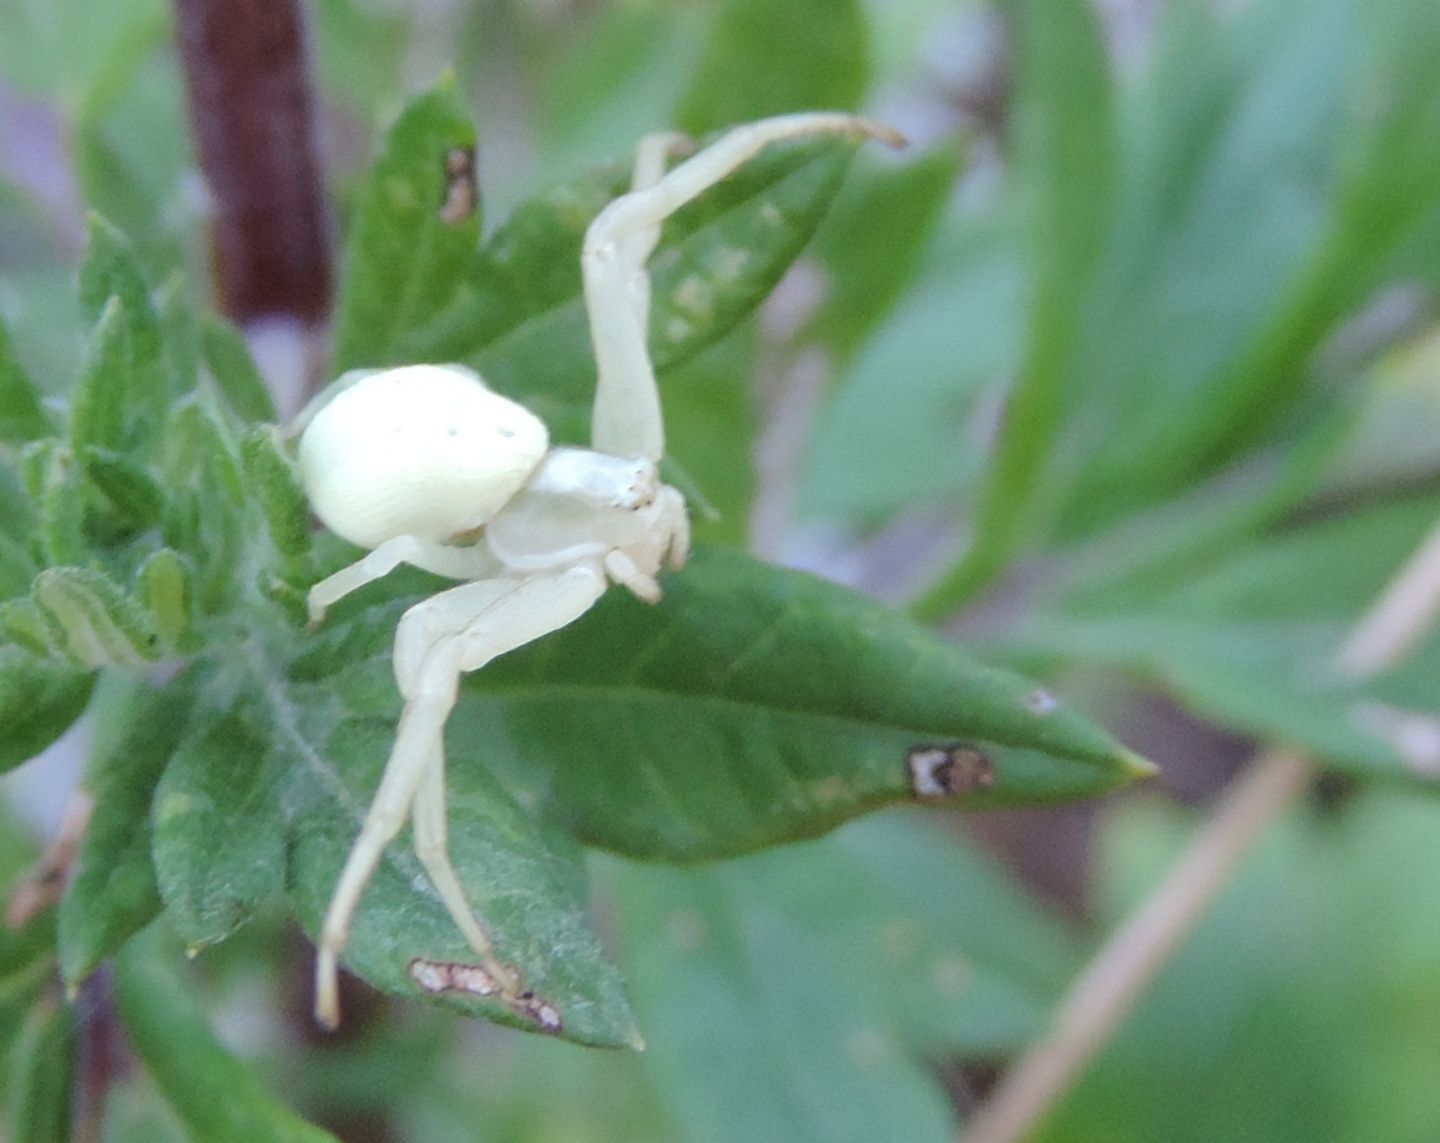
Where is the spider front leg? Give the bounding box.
[582,112,903,461]
[315,565,608,1029]
[306,535,504,628]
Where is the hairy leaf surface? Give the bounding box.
[149,646,639,1047]
[0,320,49,444]
[333,79,481,370]
[0,646,93,775]
[59,678,186,984]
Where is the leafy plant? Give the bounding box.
[3,0,1440,1140]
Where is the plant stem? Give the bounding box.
[965,514,1440,1143]
[172,0,332,324]
[71,968,121,1143]
[964,747,1308,1143]
[4,792,93,929]
[1333,516,1440,678]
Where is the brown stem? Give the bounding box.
[963,748,1311,1143]
[173,0,332,324]
[4,791,93,930]
[71,968,124,1143]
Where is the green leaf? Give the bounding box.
[801,142,965,364]
[644,140,856,397]
[1043,410,1347,615]
[405,136,861,432]
[531,1,703,168]
[28,566,162,670]
[1128,0,1440,486]
[20,440,87,569]
[0,645,94,776]
[151,650,638,1046]
[657,330,758,546]
[0,319,49,444]
[161,402,246,613]
[987,0,1440,542]
[168,401,244,505]
[0,600,51,659]
[113,924,339,1143]
[240,426,312,561]
[202,317,277,424]
[676,0,869,135]
[74,120,164,263]
[89,1079,188,1143]
[0,463,40,600]
[58,676,192,985]
[68,296,129,454]
[6,997,73,1143]
[1009,490,1440,786]
[1318,326,1440,497]
[1042,0,1336,532]
[378,546,1152,861]
[334,80,481,370]
[135,549,194,652]
[283,720,638,1046]
[612,816,1076,1143]
[154,275,202,399]
[914,0,1115,618]
[801,208,1023,521]
[79,446,165,531]
[0,0,164,101]
[77,215,169,452]
[71,30,189,277]
[152,691,286,949]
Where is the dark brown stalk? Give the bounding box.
[173,0,332,323]
[70,969,123,1143]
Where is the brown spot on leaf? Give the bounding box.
[439,147,478,224]
[515,989,564,1034]
[407,957,498,998]
[408,959,563,1033]
[907,744,994,800]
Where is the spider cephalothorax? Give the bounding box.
[297,112,899,1029]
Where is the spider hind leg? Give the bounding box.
[314,566,607,1029]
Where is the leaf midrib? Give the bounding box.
[468,678,1064,755]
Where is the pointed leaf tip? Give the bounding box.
[462,546,1150,861]
[1121,750,1161,780]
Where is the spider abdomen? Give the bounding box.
[298,364,549,548]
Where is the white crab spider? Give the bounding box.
[298,112,900,1030]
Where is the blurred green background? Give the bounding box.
[4,1,1440,1140]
